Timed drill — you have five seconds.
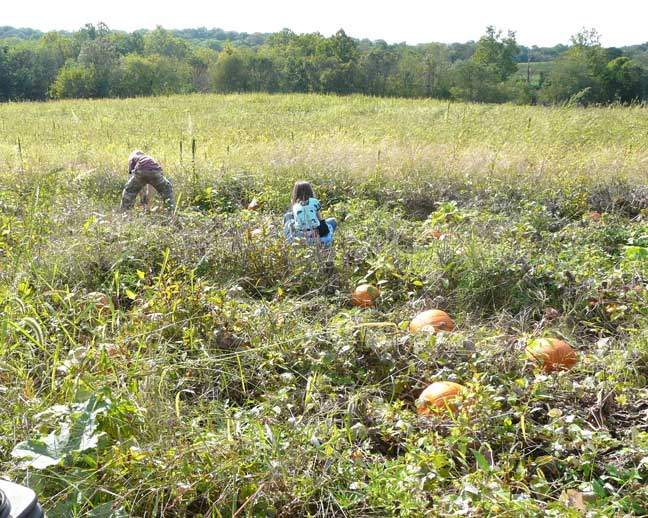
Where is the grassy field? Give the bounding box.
[2,93,648,516]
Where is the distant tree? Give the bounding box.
[50,61,96,98]
[0,46,9,100]
[144,26,190,59]
[421,43,451,97]
[113,54,156,96]
[37,32,75,94]
[78,37,118,96]
[247,49,279,92]
[359,44,398,96]
[6,43,51,99]
[210,46,249,92]
[604,56,645,102]
[188,47,219,92]
[110,31,145,56]
[539,54,593,104]
[448,41,476,62]
[392,49,424,97]
[315,30,360,94]
[540,28,609,104]
[148,55,193,94]
[326,29,358,63]
[450,59,504,102]
[266,28,296,49]
[472,26,519,81]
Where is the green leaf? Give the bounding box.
[624,246,648,261]
[471,448,492,472]
[592,478,607,498]
[12,395,109,469]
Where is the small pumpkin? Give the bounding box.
[87,291,112,314]
[352,284,380,308]
[587,211,602,222]
[526,337,577,372]
[409,309,454,333]
[417,381,466,415]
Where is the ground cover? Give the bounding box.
[1,93,648,516]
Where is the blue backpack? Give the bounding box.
[292,198,321,235]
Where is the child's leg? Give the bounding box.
[120,173,146,211]
[326,217,337,233]
[148,170,175,211]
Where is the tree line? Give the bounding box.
[1,23,647,105]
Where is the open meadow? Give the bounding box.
[2,93,648,516]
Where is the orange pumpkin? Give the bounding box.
[352,284,380,308]
[420,229,446,241]
[87,291,112,314]
[587,211,602,222]
[409,309,455,333]
[526,338,577,372]
[417,381,466,415]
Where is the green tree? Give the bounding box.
[50,61,96,98]
[78,38,118,96]
[113,54,156,97]
[247,49,279,92]
[391,49,425,97]
[210,46,249,92]
[359,44,397,96]
[450,59,504,102]
[421,43,451,97]
[0,46,9,100]
[144,26,190,59]
[604,56,645,102]
[6,42,52,99]
[188,47,219,93]
[471,26,519,81]
[540,28,610,104]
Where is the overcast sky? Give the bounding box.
[3,0,648,47]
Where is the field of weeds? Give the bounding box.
[2,93,648,516]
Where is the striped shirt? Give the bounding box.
[128,150,163,173]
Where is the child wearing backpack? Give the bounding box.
[284,181,337,245]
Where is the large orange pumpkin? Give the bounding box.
[409,309,455,333]
[417,381,466,415]
[352,284,380,308]
[526,337,577,372]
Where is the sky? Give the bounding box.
[3,0,648,48]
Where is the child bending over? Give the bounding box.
[120,150,175,213]
[284,181,337,246]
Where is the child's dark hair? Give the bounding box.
[291,181,314,205]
